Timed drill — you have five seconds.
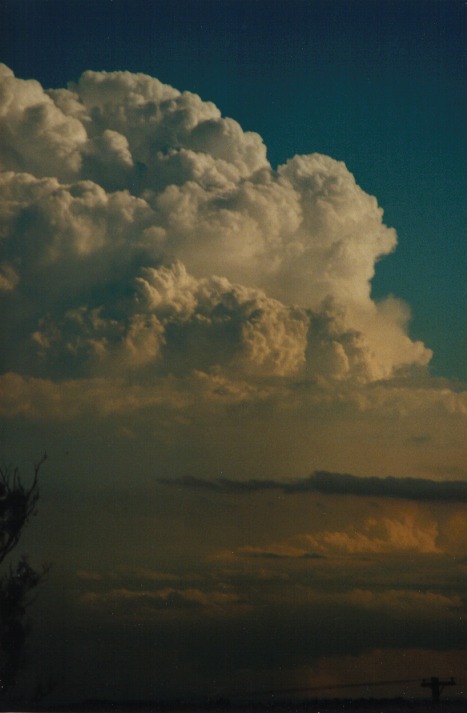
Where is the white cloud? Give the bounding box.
[0,65,86,181]
[0,64,444,423]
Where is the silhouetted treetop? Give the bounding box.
[0,454,46,566]
[0,454,48,696]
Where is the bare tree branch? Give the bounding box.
[0,456,48,697]
[0,454,46,566]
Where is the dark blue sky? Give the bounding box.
[1,0,465,378]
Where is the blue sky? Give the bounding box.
[2,0,465,379]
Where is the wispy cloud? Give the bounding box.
[235,545,325,560]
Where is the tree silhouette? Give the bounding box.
[0,454,48,695]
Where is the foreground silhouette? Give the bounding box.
[422,676,456,704]
[0,455,49,696]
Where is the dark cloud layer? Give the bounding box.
[160,471,467,503]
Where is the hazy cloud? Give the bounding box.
[81,585,246,621]
[236,546,325,561]
[300,514,441,555]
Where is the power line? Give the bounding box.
[232,677,457,700]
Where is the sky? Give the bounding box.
[0,0,466,706]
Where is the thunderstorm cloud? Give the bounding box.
[1,9,466,700]
[0,64,436,420]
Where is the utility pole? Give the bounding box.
[421,676,456,704]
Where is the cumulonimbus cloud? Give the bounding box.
[0,64,434,414]
[159,471,467,503]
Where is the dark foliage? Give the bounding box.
[0,455,48,695]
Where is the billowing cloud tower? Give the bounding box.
[0,65,432,419]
